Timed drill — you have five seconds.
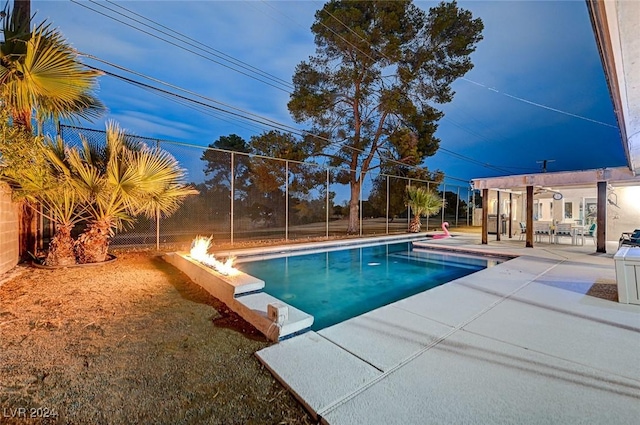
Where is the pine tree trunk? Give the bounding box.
[75,221,111,263]
[346,181,360,235]
[45,225,76,266]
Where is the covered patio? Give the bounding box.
[471,167,640,253]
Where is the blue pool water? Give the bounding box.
[236,242,504,331]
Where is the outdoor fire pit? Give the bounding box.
[163,237,313,340]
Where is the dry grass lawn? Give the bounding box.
[0,249,313,424]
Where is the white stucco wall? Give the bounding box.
[607,185,640,243]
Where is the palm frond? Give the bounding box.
[3,136,88,228]
[405,185,443,218]
[77,134,105,170]
[66,146,104,196]
[43,136,70,176]
[136,184,199,219]
[1,16,104,128]
[38,184,89,226]
[132,146,187,193]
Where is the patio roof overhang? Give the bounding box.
[471,166,640,192]
[587,0,640,176]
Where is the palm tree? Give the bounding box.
[17,174,87,266]
[1,134,90,265]
[405,186,444,233]
[70,122,198,263]
[1,1,104,257]
[1,1,104,132]
[38,137,90,265]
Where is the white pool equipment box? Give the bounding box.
[613,246,640,304]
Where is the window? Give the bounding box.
[585,199,597,225]
[564,202,573,219]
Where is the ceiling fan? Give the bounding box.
[533,187,563,199]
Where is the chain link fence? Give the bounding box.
[50,124,475,249]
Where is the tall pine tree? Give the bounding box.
[288,1,483,233]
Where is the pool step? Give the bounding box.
[235,293,314,340]
[390,250,495,270]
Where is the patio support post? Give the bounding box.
[496,191,502,241]
[481,188,488,244]
[508,193,513,238]
[526,185,534,248]
[596,181,607,253]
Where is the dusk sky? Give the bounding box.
[31,0,627,189]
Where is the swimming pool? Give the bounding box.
[236,241,505,331]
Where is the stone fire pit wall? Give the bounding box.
[163,252,313,341]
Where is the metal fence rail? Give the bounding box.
[53,124,475,249]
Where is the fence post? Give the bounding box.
[326,168,329,238]
[386,175,389,235]
[230,152,234,245]
[285,160,289,241]
[156,140,160,250]
[467,189,470,227]
[408,179,412,231]
[425,181,429,231]
[359,171,363,236]
[441,183,446,224]
[472,190,476,227]
[456,186,460,228]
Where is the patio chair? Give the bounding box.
[533,221,552,243]
[619,229,640,249]
[518,222,526,240]
[584,223,597,244]
[554,223,573,244]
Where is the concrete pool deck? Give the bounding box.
[256,234,640,424]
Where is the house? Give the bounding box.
[471,0,640,253]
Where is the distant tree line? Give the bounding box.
[162,131,469,233]
[163,131,330,230]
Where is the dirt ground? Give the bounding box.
[0,249,314,425]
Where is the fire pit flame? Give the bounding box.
[189,236,238,276]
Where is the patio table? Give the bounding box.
[571,225,586,245]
